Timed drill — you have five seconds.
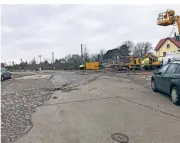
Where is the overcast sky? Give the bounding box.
[1,4,180,64]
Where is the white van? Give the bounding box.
[162,52,180,65]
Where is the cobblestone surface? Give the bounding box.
[1,78,54,143]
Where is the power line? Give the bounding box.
[169,28,175,37]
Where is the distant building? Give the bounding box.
[154,37,180,61]
[103,49,120,63]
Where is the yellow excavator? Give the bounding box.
[141,53,161,70]
[157,9,180,36]
[120,56,142,70]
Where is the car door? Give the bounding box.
[161,63,179,93]
[2,68,8,78]
[155,64,170,90]
[174,65,180,88]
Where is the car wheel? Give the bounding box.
[151,79,157,92]
[171,86,180,105]
[1,75,4,81]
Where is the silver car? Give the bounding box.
[1,68,12,81]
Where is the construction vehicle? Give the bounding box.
[79,62,100,70]
[79,64,85,70]
[106,54,160,71]
[85,62,99,70]
[120,56,142,70]
[141,53,161,70]
[157,9,180,37]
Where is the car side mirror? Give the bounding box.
[154,70,161,75]
[157,71,162,75]
[155,70,162,75]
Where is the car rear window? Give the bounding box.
[165,63,179,74]
[175,65,180,74]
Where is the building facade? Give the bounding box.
[155,37,180,60]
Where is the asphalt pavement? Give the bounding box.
[1,71,180,143]
[13,72,180,143]
[1,71,96,143]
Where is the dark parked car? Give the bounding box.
[151,61,180,105]
[1,67,12,81]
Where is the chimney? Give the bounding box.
[174,32,180,41]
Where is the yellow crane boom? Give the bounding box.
[157,9,180,35]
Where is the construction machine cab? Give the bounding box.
[157,9,175,26]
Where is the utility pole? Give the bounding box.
[38,55,41,64]
[52,52,55,70]
[81,44,83,64]
[12,61,14,72]
[20,59,23,70]
[38,55,41,70]
[84,45,87,62]
[52,52,54,64]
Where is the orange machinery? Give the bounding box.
[157,9,180,35]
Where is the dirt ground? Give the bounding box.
[1,70,180,143]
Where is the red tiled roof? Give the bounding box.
[154,37,180,51]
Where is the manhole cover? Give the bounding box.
[53,96,58,99]
[111,133,129,143]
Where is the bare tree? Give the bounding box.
[132,42,153,57]
[116,41,134,57]
[89,53,99,62]
[41,60,50,70]
[71,54,82,65]
[143,42,153,55]
[121,41,135,55]
[99,49,106,62]
[99,49,106,56]
[65,54,71,63]
[29,58,38,71]
[122,40,134,54]
[118,45,131,56]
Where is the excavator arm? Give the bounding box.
[175,16,180,35]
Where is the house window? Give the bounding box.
[167,44,170,48]
[178,50,180,52]
[163,52,166,57]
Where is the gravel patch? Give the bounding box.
[1,71,101,143]
[1,78,54,143]
[16,75,51,80]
